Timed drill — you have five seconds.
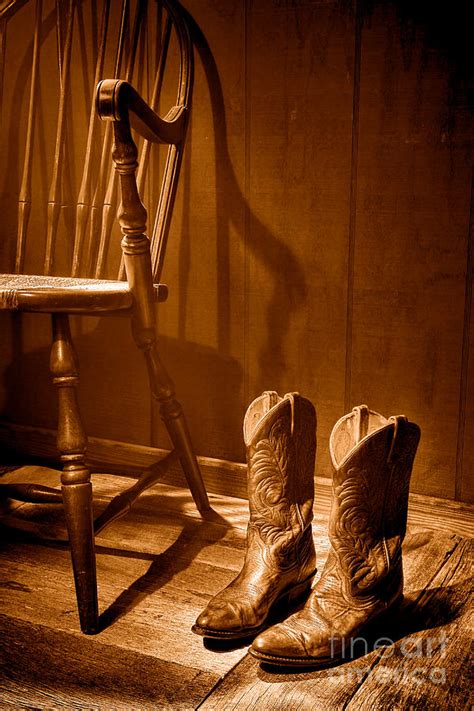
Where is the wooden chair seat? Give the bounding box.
[0,273,168,313]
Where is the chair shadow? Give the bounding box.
[181,4,309,392]
[97,504,232,631]
[0,491,236,633]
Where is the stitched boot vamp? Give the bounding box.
[194,524,315,637]
[252,550,402,664]
[251,605,333,662]
[305,551,402,652]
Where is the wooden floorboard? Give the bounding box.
[197,534,472,710]
[345,538,472,710]
[0,615,216,710]
[0,468,253,708]
[0,465,472,709]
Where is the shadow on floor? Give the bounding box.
[255,578,471,680]
[98,506,231,631]
[0,489,235,633]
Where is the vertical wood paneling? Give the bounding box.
[245,0,355,476]
[348,3,473,498]
[459,175,474,502]
[156,0,248,461]
[0,0,472,501]
[344,0,362,413]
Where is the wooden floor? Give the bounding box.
[0,465,472,710]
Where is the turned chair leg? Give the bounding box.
[50,313,98,634]
[139,340,210,513]
[109,121,209,514]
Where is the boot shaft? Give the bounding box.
[329,405,420,594]
[244,391,316,533]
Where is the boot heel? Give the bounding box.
[280,573,315,608]
[362,592,404,642]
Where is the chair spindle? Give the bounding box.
[72,0,111,277]
[44,0,75,275]
[86,0,130,275]
[0,16,7,131]
[16,0,42,273]
[95,0,146,278]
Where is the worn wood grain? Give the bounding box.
[348,2,473,500]
[0,469,261,682]
[345,539,473,710]
[0,614,216,710]
[197,531,465,709]
[0,465,472,708]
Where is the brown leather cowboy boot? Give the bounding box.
[251,405,420,666]
[192,391,317,640]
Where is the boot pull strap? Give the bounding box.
[263,391,280,411]
[287,392,296,436]
[388,415,408,463]
[352,404,369,444]
[283,391,301,436]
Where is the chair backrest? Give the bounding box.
[0,0,191,281]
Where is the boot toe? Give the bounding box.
[251,624,308,662]
[193,599,243,636]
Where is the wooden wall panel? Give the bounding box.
[154,0,248,461]
[459,178,474,503]
[0,0,472,501]
[245,0,355,477]
[348,3,473,498]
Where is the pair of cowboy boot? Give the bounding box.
[192,392,420,667]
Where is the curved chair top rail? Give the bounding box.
[96,79,186,145]
[0,0,192,282]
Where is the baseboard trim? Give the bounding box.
[0,420,472,537]
[0,420,249,499]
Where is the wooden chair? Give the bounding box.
[0,0,209,634]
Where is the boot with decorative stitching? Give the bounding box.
[192,391,317,641]
[250,405,420,666]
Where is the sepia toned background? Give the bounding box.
[0,0,472,502]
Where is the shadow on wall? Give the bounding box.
[0,2,309,463]
[182,6,309,391]
[0,312,244,462]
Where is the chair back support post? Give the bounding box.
[111,117,156,347]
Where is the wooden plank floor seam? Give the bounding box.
[0,465,472,709]
[337,537,468,708]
